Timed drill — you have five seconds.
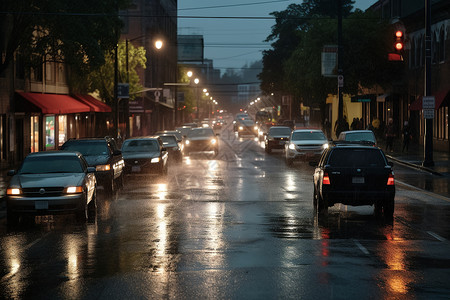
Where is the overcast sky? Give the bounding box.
[178,0,376,72]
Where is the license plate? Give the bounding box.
[352,177,365,184]
[132,166,141,172]
[35,201,48,210]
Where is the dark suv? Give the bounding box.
[61,137,124,194]
[312,143,395,219]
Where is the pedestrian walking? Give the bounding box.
[384,118,395,152]
[402,121,412,152]
[323,118,331,138]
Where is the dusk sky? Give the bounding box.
[178,0,376,72]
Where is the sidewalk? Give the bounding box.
[381,139,450,176]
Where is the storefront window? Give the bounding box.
[30,116,39,153]
[45,116,55,150]
[58,115,67,146]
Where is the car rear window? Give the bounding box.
[187,128,214,138]
[62,141,109,156]
[344,132,376,143]
[328,148,386,167]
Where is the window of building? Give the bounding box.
[45,116,55,150]
[30,116,39,153]
[58,115,67,146]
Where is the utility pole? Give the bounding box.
[336,0,344,138]
[114,44,119,139]
[423,0,434,167]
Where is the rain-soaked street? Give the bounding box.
[1,124,450,299]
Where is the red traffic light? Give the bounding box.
[394,30,404,51]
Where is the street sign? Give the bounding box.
[422,96,435,109]
[423,109,434,119]
[117,83,129,99]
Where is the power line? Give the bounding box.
[179,0,290,11]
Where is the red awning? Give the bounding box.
[17,92,91,114]
[409,90,449,110]
[73,94,112,112]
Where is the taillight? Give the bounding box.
[323,172,331,185]
[387,173,395,185]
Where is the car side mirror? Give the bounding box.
[87,167,96,173]
[7,170,16,176]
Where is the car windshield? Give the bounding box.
[291,131,326,141]
[62,141,109,156]
[187,129,215,138]
[269,128,291,135]
[328,148,386,167]
[160,135,177,145]
[122,139,159,152]
[345,132,376,143]
[19,155,83,174]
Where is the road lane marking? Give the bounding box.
[427,231,447,242]
[353,239,369,255]
[395,179,450,203]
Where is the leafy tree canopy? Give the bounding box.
[0,0,128,76]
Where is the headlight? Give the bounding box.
[185,140,190,145]
[322,143,329,149]
[233,121,236,124]
[289,143,296,150]
[7,188,22,195]
[210,138,217,144]
[151,157,160,163]
[254,126,258,130]
[239,126,244,131]
[64,186,83,194]
[96,164,111,171]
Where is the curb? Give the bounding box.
[386,154,443,176]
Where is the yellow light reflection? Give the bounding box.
[3,236,26,299]
[155,183,168,200]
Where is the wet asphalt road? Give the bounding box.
[1,125,450,299]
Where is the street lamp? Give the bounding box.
[194,78,200,120]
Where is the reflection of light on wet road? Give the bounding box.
[2,236,26,299]
[205,203,225,264]
[64,235,82,298]
[154,203,168,274]
[156,183,168,200]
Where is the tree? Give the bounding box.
[0,0,127,77]
[81,41,147,105]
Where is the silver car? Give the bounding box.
[285,129,329,165]
[5,151,97,225]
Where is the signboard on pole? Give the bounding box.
[423,109,434,119]
[422,96,435,109]
[117,83,129,99]
[321,45,338,77]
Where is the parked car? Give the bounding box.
[121,136,168,175]
[312,143,395,219]
[264,126,292,153]
[158,134,183,162]
[183,127,219,156]
[338,130,377,146]
[5,151,97,224]
[285,129,329,165]
[60,137,124,194]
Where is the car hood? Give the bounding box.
[83,155,109,166]
[11,173,85,188]
[187,136,215,141]
[122,151,160,159]
[238,120,255,126]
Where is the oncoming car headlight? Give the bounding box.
[288,143,296,150]
[254,126,258,130]
[7,188,22,195]
[322,143,329,149]
[96,164,111,172]
[210,138,217,145]
[185,140,190,145]
[64,186,83,194]
[239,126,244,131]
[151,157,161,163]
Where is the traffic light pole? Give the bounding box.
[423,0,434,167]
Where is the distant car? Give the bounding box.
[285,129,329,165]
[156,130,183,143]
[121,136,168,175]
[233,113,249,131]
[312,143,395,219]
[5,151,97,224]
[338,130,377,146]
[236,117,258,137]
[60,137,124,194]
[158,134,183,162]
[183,127,219,156]
[176,126,192,138]
[264,126,292,153]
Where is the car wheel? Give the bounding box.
[383,198,394,220]
[76,197,88,223]
[313,186,318,207]
[116,173,124,189]
[214,149,219,157]
[105,177,115,195]
[7,209,19,226]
